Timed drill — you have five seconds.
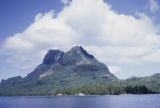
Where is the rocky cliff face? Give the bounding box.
[42,46,97,65]
[42,49,64,65]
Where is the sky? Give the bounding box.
[0,0,160,80]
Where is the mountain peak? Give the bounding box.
[69,46,94,59]
[42,49,64,65]
[70,46,84,52]
[42,46,95,65]
[60,46,95,65]
[71,45,82,50]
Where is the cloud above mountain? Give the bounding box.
[2,0,160,77]
[149,0,160,13]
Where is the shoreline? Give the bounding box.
[0,93,159,97]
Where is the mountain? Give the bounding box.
[1,46,159,96]
[0,46,117,96]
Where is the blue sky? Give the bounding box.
[0,0,62,41]
[0,0,160,80]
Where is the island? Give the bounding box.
[0,46,160,96]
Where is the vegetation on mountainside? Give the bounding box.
[0,75,160,96]
[54,82,155,96]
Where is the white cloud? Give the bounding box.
[1,0,160,78]
[108,65,122,75]
[149,0,159,13]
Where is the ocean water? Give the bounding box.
[0,94,160,108]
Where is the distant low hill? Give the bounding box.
[125,73,160,93]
